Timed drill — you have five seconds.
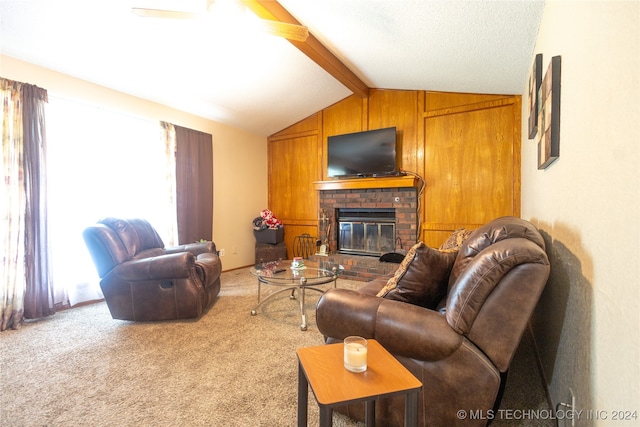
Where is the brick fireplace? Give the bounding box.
[311,177,419,281]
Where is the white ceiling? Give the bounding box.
[0,0,544,136]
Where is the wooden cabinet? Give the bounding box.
[268,90,521,254]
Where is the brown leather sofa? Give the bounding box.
[83,217,221,321]
[316,216,550,426]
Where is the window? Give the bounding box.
[46,97,172,305]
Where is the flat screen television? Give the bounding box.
[327,127,397,178]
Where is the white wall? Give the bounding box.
[1,55,268,271]
[521,1,639,424]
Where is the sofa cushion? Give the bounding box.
[360,275,392,296]
[132,248,165,260]
[376,242,457,309]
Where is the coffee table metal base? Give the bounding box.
[250,276,336,331]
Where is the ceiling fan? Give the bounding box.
[131,0,309,42]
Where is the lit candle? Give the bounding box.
[344,337,368,372]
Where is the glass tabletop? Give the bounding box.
[250,259,342,284]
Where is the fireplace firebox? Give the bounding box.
[337,208,396,256]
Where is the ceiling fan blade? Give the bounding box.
[132,8,202,19]
[259,20,308,42]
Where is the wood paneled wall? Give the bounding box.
[422,93,521,245]
[267,113,322,254]
[268,89,521,254]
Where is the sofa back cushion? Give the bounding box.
[444,217,550,370]
[446,238,549,334]
[83,218,165,278]
[443,217,550,371]
[447,216,546,291]
[99,217,165,258]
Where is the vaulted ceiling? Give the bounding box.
[0,0,544,136]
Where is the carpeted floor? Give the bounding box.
[0,268,552,426]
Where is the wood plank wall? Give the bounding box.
[268,89,521,254]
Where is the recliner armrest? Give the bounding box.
[109,252,195,281]
[165,241,217,256]
[317,288,463,362]
[194,253,221,287]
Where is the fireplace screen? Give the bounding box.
[337,209,396,256]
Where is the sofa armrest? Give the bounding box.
[110,252,195,281]
[165,241,217,257]
[317,288,463,362]
[317,288,382,338]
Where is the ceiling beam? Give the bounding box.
[242,0,370,98]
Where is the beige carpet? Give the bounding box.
[0,268,551,426]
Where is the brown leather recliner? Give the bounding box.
[83,217,221,321]
[316,216,550,427]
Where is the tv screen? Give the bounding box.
[327,127,397,178]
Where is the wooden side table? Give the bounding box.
[296,339,422,427]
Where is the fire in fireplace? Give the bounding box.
[337,208,396,256]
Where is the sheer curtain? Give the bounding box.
[46,97,176,306]
[161,121,178,247]
[1,78,53,330]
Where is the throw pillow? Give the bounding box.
[439,228,473,252]
[376,242,422,297]
[376,242,457,309]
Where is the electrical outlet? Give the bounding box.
[570,387,576,427]
[557,388,576,427]
[219,249,225,257]
[232,246,237,254]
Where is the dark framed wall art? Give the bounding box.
[538,55,561,170]
[528,53,542,139]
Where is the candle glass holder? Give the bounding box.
[344,336,368,373]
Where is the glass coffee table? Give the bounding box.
[249,259,342,331]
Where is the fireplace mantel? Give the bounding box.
[313,175,418,191]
